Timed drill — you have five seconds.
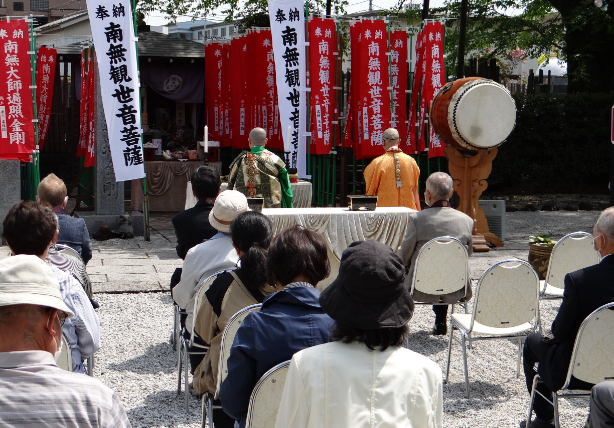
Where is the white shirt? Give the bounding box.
[172,233,240,333]
[50,265,100,374]
[275,341,443,428]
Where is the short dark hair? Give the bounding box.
[330,322,409,351]
[266,226,331,287]
[2,201,57,256]
[191,166,221,201]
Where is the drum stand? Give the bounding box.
[445,146,504,253]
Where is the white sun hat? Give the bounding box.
[209,190,250,233]
[0,255,74,317]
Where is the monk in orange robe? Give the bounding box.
[364,128,421,210]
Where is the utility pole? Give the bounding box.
[369,0,372,12]
[421,0,430,20]
[326,0,331,17]
[456,0,469,79]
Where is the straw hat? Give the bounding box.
[209,190,250,233]
[0,255,74,317]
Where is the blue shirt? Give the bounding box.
[220,285,334,427]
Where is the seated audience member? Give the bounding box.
[193,211,277,428]
[521,207,614,428]
[274,240,443,428]
[398,172,474,335]
[587,381,614,428]
[170,167,221,290]
[172,190,248,338]
[37,173,92,264]
[2,201,100,374]
[221,226,335,428]
[0,255,131,428]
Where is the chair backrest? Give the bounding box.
[190,269,230,341]
[470,260,540,331]
[55,244,83,262]
[215,303,262,398]
[411,236,469,296]
[245,361,291,428]
[56,334,72,371]
[544,232,600,292]
[55,244,92,297]
[564,302,614,388]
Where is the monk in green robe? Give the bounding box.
[228,127,293,208]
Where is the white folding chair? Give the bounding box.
[245,361,291,428]
[540,232,600,300]
[445,259,540,398]
[56,334,73,372]
[409,236,470,314]
[201,304,262,428]
[55,243,93,299]
[527,303,614,428]
[177,270,229,413]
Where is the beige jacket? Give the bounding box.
[398,207,474,303]
[274,341,443,428]
[193,271,276,394]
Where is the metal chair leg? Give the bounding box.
[201,395,207,428]
[553,392,560,428]
[445,323,454,383]
[184,340,190,414]
[461,333,470,399]
[177,337,184,395]
[467,332,473,350]
[87,355,94,377]
[516,338,523,377]
[208,396,214,428]
[172,306,178,349]
[527,375,539,424]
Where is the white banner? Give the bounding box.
[268,0,306,178]
[87,0,145,182]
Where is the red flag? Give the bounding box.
[389,31,408,153]
[309,17,337,155]
[77,48,89,157]
[0,20,36,161]
[84,48,96,168]
[426,22,446,158]
[204,42,224,141]
[230,36,250,149]
[220,43,231,147]
[406,31,425,154]
[356,20,390,160]
[36,47,56,150]
[349,21,363,157]
[342,84,353,148]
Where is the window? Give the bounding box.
[13,1,24,10]
[212,28,218,36]
[229,27,235,35]
[198,31,203,40]
[30,0,48,11]
[206,30,211,38]
[220,27,226,37]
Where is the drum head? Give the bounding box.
[453,82,516,149]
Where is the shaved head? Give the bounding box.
[249,128,267,146]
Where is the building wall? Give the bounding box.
[36,17,91,47]
[0,0,86,25]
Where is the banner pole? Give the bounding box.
[29,15,40,196]
[131,0,150,241]
[386,17,395,130]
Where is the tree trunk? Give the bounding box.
[549,0,614,93]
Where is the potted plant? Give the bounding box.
[528,234,557,280]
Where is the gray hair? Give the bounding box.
[426,172,453,200]
[595,207,614,240]
[249,128,267,146]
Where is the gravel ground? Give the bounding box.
[92,211,601,428]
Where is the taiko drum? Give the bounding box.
[430,77,517,151]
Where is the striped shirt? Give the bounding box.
[0,351,131,428]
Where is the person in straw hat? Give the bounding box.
[275,240,443,428]
[0,255,131,427]
[171,190,249,369]
[363,127,421,210]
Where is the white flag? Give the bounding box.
[268,0,307,178]
[87,0,145,182]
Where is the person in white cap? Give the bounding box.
[0,255,131,427]
[171,190,249,371]
[2,201,100,374]
[364,127,421,210]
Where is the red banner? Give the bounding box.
[220,44,231,147]
[263,31,282,150]
[389,31,407,153]
[309,17,336,155]
[204,42,223,141]
[426,22,446,158]
[84,48,96,168]
[350,21,362,157]
[0,20,35,161]
[36,46,56,150]
[405,31,424,154]
[356,20,390,159]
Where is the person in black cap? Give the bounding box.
[274,240,443,428]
